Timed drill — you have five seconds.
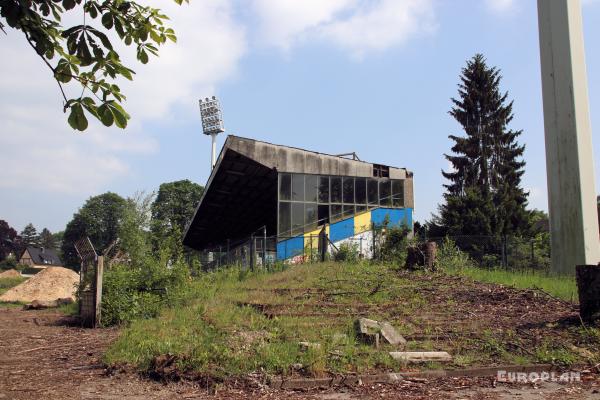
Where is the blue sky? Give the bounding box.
[1,0,600,233]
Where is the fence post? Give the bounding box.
[95,255,104,328]
[319,227,327,262]
[360,236,363,258]
[250,235,255,271]
[263,226,267,267]
[530,239,535,267]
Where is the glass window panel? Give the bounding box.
[343,205,355,218]
[367,178,378,205]
[318,205,329,225]
[355,178,366,204]
[330,204,342,222]
[392,180,404,207]
[379,180,391,206]
[278,202,291,236]
[292,174,304,201]
[305,203,318,231]
[343,177,354,204]
[318,176,329,203]
[305,175,318,202]
[279,174,291,201]
[356,204,367,213]
[291,202,304,235]
[331,177,342,203]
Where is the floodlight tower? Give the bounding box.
[199,96,225,170]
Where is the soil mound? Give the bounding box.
[0,269,21,279]
[0,267,79,303]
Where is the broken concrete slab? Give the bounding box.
[298,341,321,351]
[380,322,407,346]
[355,318,406,347]
[389,351,452,363]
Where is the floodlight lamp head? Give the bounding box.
[198,96,225,137]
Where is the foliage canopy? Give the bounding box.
[434,54,530,238]
[0,0,187,131]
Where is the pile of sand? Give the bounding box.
[0,269,21,279]
[0,267,79,303]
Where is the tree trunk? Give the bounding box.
[576,264,600,323]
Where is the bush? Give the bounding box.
[0,256,17,271]
[101,257,189,326]
[334,242,360,263]
[437,237,474,271]
[378,226,410,264]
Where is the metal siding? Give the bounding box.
[276,236,305,260]
[354,211,372,234]
[304,228,321,253]
[330,218,355,242]
[371,208,413,228]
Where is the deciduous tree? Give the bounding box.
[150,180,204,244]
[0,0,187,131]
[62,192,127,268]
[0,220,19,261]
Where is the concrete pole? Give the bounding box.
[210,133,217,170]
[537,0,600,274]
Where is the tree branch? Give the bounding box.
[23,33,69,110]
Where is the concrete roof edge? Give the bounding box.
[226,135,412,174]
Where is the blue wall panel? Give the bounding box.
[371,208,413,228]
[329,218,355,242]
[276,236,304,260]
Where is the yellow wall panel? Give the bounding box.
[354,211,371,234]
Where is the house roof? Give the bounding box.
[22,247,63,266]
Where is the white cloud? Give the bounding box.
[485,0,515,13]
[253,0,436,58]
[253,0,354,51]
[321,0,436,58]
[0,0,246,195]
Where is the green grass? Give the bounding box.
[105,263,416,378]
[105,262,597,381]
[444,265,577,302]
[0,276,27,296]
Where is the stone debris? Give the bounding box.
[355,318,406,347]
[389,351,452,363]
[298,341,321,351]
[23,298,74,310]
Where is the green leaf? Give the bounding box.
[68,104,88,131]
[97,104,114,127]
[118,66,134,81]
[63,0,76,11]
[149,30,162,44]
[108,102,130,129]
[138,49,148,64]
[88,27,113,50]
[101,13,114,29]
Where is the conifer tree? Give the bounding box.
[38,228,57,250]
[438,54,529,237]
[20,223,39,248]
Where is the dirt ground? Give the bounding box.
[0,306,599,399]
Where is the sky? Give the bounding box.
[1,0,600,233]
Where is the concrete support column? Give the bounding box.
[210,133,217,170]
[537,0,600,274]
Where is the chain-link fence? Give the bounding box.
[197,228,551,272]
[427,235,551,271]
